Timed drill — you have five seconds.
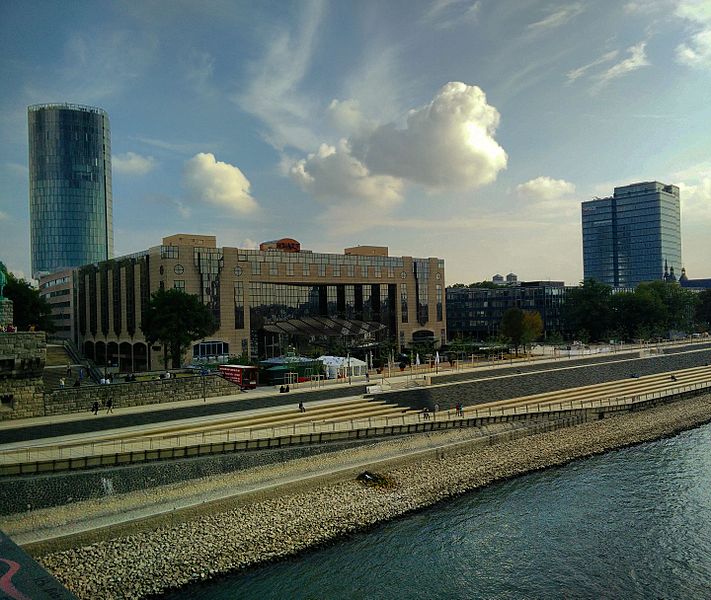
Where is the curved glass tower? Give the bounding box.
[28,103,113,278]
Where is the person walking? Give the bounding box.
[66,364,72,378]
[91,401,99,415]
[298,401,306,413]
[59,378,65,389]
[106,398,114,414]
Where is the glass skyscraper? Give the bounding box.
[582,182,681,288]
[28,103,113,278]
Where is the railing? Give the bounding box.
[3,379,709,471]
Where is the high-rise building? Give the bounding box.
[581,182,681,288]
[28,103,113,279]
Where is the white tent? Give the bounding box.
[318,355,368,379]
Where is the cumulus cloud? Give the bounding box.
[327,99,372,135]
[290,82,507,206]
[113,152,156,175]
[353,81,507,189]
[183,153,257,214]
[516,176,576,201]
[290,140,404,206]
[593,42,650,89]
[677,29,711,67]
[678,178,711,220]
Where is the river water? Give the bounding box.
[164,423,711,599]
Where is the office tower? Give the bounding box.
[581,182,681,288]
[28,103,113,278]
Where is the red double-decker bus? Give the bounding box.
[218,364,259,389]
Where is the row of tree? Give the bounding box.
[563,279,711,342]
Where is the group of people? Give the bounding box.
[91,399,113,415]
[0,323,17,332]
[279,385,291,393]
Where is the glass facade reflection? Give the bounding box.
[28,103,113,278]
[582,182,681,288]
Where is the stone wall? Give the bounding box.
[0,332,46,420]
[0,298,13,327]
[44,375,242,416]
[378,347,711,411]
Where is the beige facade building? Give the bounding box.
[75,235,446,371]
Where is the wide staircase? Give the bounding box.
[43,344,78,390]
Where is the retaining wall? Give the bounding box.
[378,346,711,411]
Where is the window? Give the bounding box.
[174,280,185,291]
[160,246,178,259]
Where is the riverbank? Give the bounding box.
[36,393,711,599]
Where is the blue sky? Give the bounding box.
[1,0,710,284]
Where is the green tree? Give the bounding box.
[141,288,218,368]
[0,264,53,331]
[521,311,544,352]
[610,289,667,341]
[501,307,525,355]
[696,289,711,331]
[562,279,613,342]
[636,281,697,333]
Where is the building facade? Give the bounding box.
[582,182,681,288]
[28,103,113,279]
[74,236,446,371]
[446,281,567,341]
[38,269,75,340]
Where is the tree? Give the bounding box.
[141,288,218,368]
[501,308,525,355]
[0,264,53,331]
[521,311,543,352]
[636,281,697,334]
[696,290,711,331]
[562,279,613,342]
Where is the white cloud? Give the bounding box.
[353,81,507,190]
[290,140,404,206]
[421,0,481,30]
[527,3,584,32]
[593,42,650,90]
[235,0,325,150]
[516,176,578,220]
[112,152,156,175]
[290,82,507,206]
[677,29,711,67]
[516,176,576,201]
[184,49,216,94]
[327,99,372,135]
[183,153,257,214]
[241,238,259,250]
[0,210,9,221]
[566,50,619,83]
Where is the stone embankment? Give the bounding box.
[37,393,711,600]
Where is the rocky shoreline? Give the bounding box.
[38,394,711,599]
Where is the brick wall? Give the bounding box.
[0,332,46,420]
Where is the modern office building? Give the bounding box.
[38,269,75,340]
[446,281,567,341]
[28,103,113,279]
[582,182,681,288]
[74,235,446,371]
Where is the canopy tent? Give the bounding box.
[317,355,368,379]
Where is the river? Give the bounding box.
[162,422,711,599]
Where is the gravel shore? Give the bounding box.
[38,394,711,599]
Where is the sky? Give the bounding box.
[1,0,710,285]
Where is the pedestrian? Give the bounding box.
[59,378,65,389]
[434,403,439,413]
[106,398,113,414]
[365,372,370,383]
[66,364,71,377]
[298,401,305,413]
[285,384,290,392]
[91,401,99,415]
[78,368,84,381]
[280,385,286,393]
[73,378,81,388]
